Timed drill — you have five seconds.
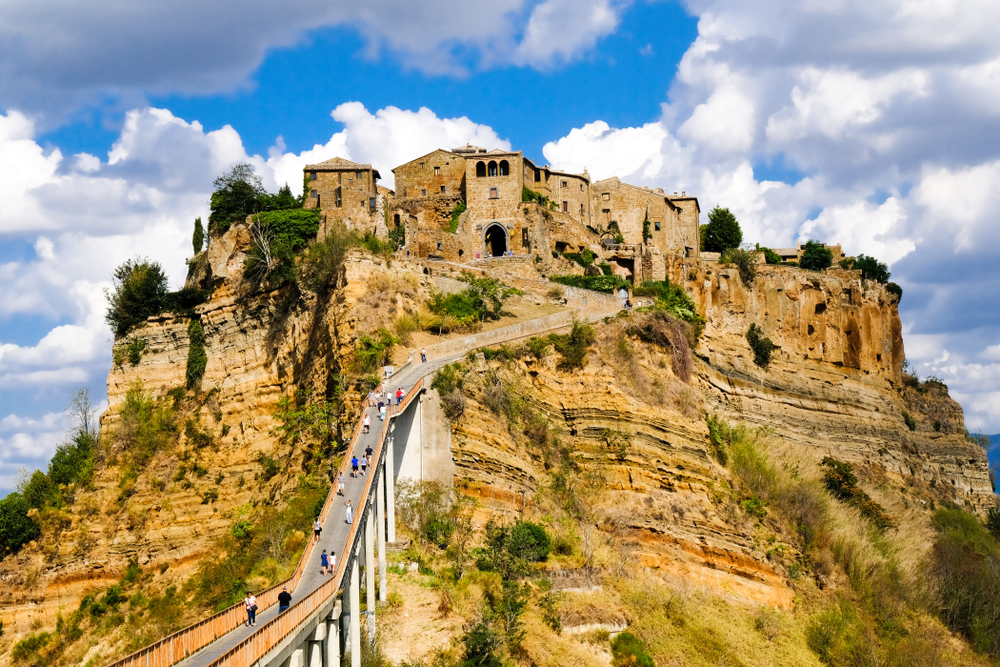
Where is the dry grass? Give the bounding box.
[353,271,422,336]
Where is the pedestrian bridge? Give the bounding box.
[105,286,621,667]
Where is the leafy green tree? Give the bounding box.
[104,257,170,337]
[799,240,834,271]
[702,206,742,252]
[509,521,551,562]
[192,217,205,255]
[261,183,299,211]
[611,632,655,667]
[0,493,40,553]
[186,319,207,389]
[886,281,903,303]
[458,274,522,321]
[19,471,55,510]
[209,163,266,232]
[755,243,782,265]
[854,254,890,282]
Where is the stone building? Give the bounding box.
[304,144,701,282]
[303,157,383,233]
[772,241,844,264]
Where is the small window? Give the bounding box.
[419,162,425,169]
[561,180,568,188]
[534,169,541,182]
[440,185,446,194]
[488,161,498,177]
[602,192,610,201]
[309,171,317,181]
[562,201,568,212]
[499,160,509,176]
[580,204,584,216]
[522,229,529,246]
[356,171,362,179]
[310,189,317,198]
[370,197,376,209]
[422,189,427,196]
[338,173,342,184]
[437,242,443,251]
[476,161,486,177]
[654,222,661,231]
[580,184,584,191]
[434,166,440,176]
[394,214,400,225]
[490,187,498,199]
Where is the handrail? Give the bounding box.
[204,379,423,667]
[104,392,380,667]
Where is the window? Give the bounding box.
[310,189,317,198]
[654,222,661,231]
[309,171,316,181]
[421,189,427,196]
[440,185,446,194]
[562,201,568,212]
[490,187,498,199]
[488,161,498,177]
[476,161,486,177]
[356,171,362,179]
[534,169,541,182]
[419,162,425,169]
[580,203,584,216]
[522,229,529,247]
[499,160,509,176]
[370,197,376,210]
[434,166,440,176]
[437,242,443,251]
[335,187,342,208]
[394,214,400,225]
[602,192,610,201]
[561,180,568,188]
[338,173,342,184]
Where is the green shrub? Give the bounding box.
[359,231,395,259]
[719,247,757,285]
[20,470,56,510]
[162,287,210,315]
[632,280,704,338]
[548,320,596,371]
[186,319,207,389]
[105,257,170,337]
[356,328,399,374]
[475,519,548,578]
[563,249,595,268]
[611,631,655,667]
[192,217,205,254]
[0,492,40,553]
[746,323,775,369]
[11,631,51,662]
[706,414,730,465]
[428,274,521,327]
[902,411,916,431]
[702,206,742,252]
[126,337,146,366]
[854,254,890,283]
[799,240,834,271]
[598,262,612,276]
[448,201,467,233]
[755,243,782,265]
[820,457,894,531]
[257,454,280,481]
[432,363,466,395]
[113,382,177,483]
[244,208,321,287]
[509,521,551,562]
[549,274,629,293]
[885,281,903,303]
[209,163,267,233]
[299,224,358,293]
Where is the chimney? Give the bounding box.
[681,191,686,196]
[673,191,678,195]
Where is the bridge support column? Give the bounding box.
[386,430,396,543]
[366,501,376,642]
[289,647,305,667]
[326,601,342,667]
[350,543,361,667]
[308,622,326,667]
[377,464,387,603]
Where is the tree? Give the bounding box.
[104,257,170,337]
[854,254,890,283]
[209,163,265,232]
[799,240,833,271]
[458,274,521,321]
[192,217,205,255]
[702,206,742,252]
[755,243,782,265]
[886,281,903,303]
[0,493,40,553]
[19,470,54,510]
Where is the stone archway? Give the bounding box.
[484,223,508,257]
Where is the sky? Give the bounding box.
[2,0,1000,494]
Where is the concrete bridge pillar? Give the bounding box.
[365,499,376,642]
[288,647,305,667]
[386,430,396,543]
[350,547,361,667]
[307,622,325,667]
[377,464,387,603]
[326,601,342,667]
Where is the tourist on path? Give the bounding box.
[396,387,404,405]
[313,518,322,542]
[320,549,329,575]
[365,445,373,459]
[337,473,345,496]
[379,403,386,421]
[351,456,359,477]
[345,500,354,525]
[363,414,371,434]
[330,550,337,572]
[278,585,292,613]
[421,348,427,363]
[360,456,368,475]
[244,592,257,627]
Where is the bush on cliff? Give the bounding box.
[799,240,834,271]
[549,274,629,293]
[209,164,301,233]
[746,323,775,369]
[105,257,169,337]
[719,247,757,285]
[244,208,321,288]
[702,206,742,252]
[0,492,40,553]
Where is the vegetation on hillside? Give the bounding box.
[799,240,834,271]
[701,206,742,252]
[549,274,629,293]
[209,163,300,233]
[426,274,522,331]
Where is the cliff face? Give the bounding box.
[665,257,992,512]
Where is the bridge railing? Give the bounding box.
[104,388,389,667]
[202,378,423,667]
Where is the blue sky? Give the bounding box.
[2,0,1000,495]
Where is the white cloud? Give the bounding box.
[513,0,626,67]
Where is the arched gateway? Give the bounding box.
[484,223,508,257]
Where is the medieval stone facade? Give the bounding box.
[305,145,702,282]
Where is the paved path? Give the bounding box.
[170,292,620,667]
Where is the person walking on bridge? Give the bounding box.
[278,585,292,613]
[337,473,345,496]
[320,549,330,575]
[244,592,257,627]
[345,499,354,525]
[313,518,322,542]
[352,456,359,477]
[379,403,387,421]
[363,414,371,434]
[396,387,404,405]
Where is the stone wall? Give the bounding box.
[305,167,379,231]
[393,149,466,199]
